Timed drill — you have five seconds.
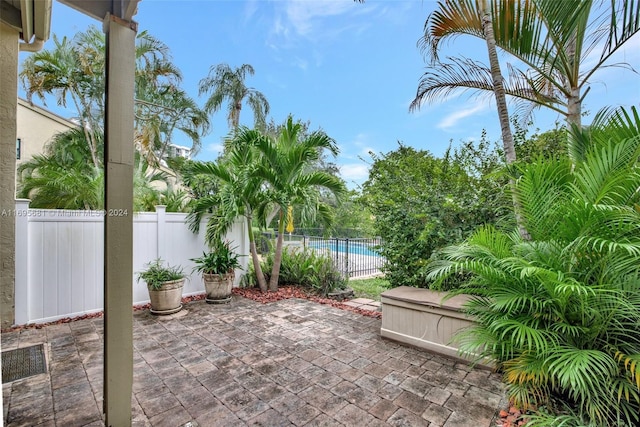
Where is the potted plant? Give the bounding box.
[137,258,186,315]
[191,240,241,304]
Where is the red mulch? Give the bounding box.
[1,287,380,333]
[497,402,530,427]
[232,285,382,319]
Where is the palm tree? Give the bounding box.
[133,30,209,164]
[18,154,104,209]
[198,63,270,132]
[427,106,640,426]
[135,81,210,165]
[20,27,208,166]
[185,129,270,292]
[18,128,168,211]
[254,116,346,292]
[412,0,640,134]
[20,31,104,167]
[411,0,529,238]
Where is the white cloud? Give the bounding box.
[243,0,259,23]
[437,100,492,130]
[339,163,370,181]
[285,1,355,37]
[268,0,373,50]
[340,132,378,159]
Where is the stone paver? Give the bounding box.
[1,296,504,426]
[341,297,381,312]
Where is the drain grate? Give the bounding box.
[2,344,47,382]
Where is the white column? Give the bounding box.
[103,13,136,426]
[155,205,167,260]
[14,199,30,325]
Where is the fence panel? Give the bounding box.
[15,201,248,325]
[264,233,385,279]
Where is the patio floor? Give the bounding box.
[2,296,505,426]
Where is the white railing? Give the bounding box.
[14,200,249,325]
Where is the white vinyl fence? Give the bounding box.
[14,200,249,325]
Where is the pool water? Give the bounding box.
[308,241,380,257]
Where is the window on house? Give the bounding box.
[16,138,21,160]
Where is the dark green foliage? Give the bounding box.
[362,140,509,289]
[17,128,172,211]
[428,107,640,426]
[513,122,568,163]
[244,246,347,295]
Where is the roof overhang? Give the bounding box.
[57,0,139,22]
[0,0,52,43]
[0,0,140,51]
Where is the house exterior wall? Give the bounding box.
[0,22,19,329]
[16,98,78,166]
[15,100,182,195]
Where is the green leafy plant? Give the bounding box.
[361,141,509,289]
[427,107,640,426]
[191,240,241,275]
[244,245,346,295]
[136,258,185,290]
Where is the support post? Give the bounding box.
[103,13,137,426]
[156,205,166,260]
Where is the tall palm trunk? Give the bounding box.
[564,34,583,167]
[232,101,242,128]
[565,35,581,130]
[247,215,268,292]
[268,209,286,292]
[481,2,530,240]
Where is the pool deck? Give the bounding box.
[2,296,505,426]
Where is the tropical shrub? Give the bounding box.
[190,239,241,275]
[362,141,509,289]
[244,246,346,295]
[427,107,640,426]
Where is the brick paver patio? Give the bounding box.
[2,296,505,426]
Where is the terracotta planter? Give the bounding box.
[147,278,185,315]
[203,272,234,304]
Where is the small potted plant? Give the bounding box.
[191,239,241,304]
[137,258,186,315]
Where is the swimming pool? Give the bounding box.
[308,240,381,257]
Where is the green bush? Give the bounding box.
[362,142,509,289]
[428,108,640,426]
[243,246,346,295]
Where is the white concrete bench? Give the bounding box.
[380,286,492,368]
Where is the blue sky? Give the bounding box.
[19,0,640,188]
